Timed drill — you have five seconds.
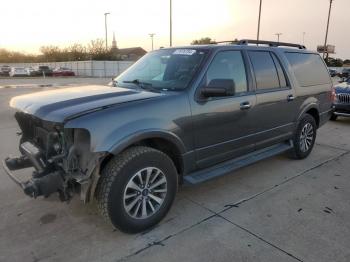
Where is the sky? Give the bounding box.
[0,0,349,58]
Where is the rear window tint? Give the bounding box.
[285,53,330,87]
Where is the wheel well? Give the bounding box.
[100,138,184,177]
[305,108,320,128]
[132,138,184,176]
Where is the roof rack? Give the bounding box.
[238,39,306,49]
[211,39,306,49]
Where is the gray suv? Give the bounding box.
[3,40,332,233]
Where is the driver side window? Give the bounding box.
[206,51,248,94]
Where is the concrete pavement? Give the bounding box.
[0,86,349,262]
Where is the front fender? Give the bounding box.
[108,129,186,155]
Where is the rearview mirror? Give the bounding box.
[201,79,235,98]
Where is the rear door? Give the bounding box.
[247,50,297,149]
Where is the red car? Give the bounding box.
[52,67,75,77]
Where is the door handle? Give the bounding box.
[287,94,295,102]
[240,101,251,110]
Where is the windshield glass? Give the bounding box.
[115,48,207,90]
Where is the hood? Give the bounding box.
[10,85,162,123]
[335,81,350,94]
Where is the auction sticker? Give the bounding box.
[173,49,196,55]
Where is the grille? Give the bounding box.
[337,93,350,104]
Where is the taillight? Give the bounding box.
[331,87,336,102]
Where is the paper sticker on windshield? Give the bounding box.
[173,49,196,55]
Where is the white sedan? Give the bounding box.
[9,67,27,77]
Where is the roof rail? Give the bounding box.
[238,39,306,49]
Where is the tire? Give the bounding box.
[290,114,317,159]
[330,114,337,121]
[96,146,178,233]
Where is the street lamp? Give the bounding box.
[323,0,334,60]
[149,33,156,51]
[275,33,282,42]
[257,0,262,43]
[170,0,173,46]
[104,12,110,50]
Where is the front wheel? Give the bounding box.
[96,146,178,233]
[290,114,317,159]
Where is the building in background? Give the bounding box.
[111,33,147,61]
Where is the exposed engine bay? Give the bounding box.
[4,112,104,202]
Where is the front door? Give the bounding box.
[191,50,257,169]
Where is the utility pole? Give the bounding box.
[104,12,110,50]
[170,0,173,46]
[257,0,262,44]
[275,33,282,42]
[149,33,155,51]
[323,0,334,60]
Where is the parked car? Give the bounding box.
[4,40,333,233]
[0,65,11,76]
[328,68,337,77]
[331,77,350,120]
[9,67,27,77]
[52,67,75,76]
[32,65,53,76]
[25,67,36,76]
[340,68,350,78]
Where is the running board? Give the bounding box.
[184,141,293,185]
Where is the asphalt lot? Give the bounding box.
[1,80,350,262]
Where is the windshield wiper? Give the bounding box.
[122,79,160,93]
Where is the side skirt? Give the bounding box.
[184,141,293,185]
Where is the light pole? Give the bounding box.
[302,32,306,45]
[104,12,110,50]
[170,0,173,46]
[257,0,262,43]
[275,33,282,42]
[323,0,334,60]
[149,33,155,51]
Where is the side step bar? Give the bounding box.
[184,141,293,185]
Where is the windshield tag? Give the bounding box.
[173,49,196,56]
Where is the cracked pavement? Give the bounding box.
[1,85,350,262]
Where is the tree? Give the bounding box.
[191,37,214,45]
[40,45,62,62]
[343,59,350,65]
[67,43,87,61]
[88,39,110,60]
[325,57,343,67]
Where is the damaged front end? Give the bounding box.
[3,112,105,202]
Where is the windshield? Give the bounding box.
[115,48,207,90]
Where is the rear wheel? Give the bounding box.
[96,146,178,233]
[290,114,317,159]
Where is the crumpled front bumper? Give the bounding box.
[2,141,66,200]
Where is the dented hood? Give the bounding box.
[10,85,162,122]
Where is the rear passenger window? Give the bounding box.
[285,52,331,87]
[271,53,288,88]
[248,51,281,90]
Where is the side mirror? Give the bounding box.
[201,79,235,98]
